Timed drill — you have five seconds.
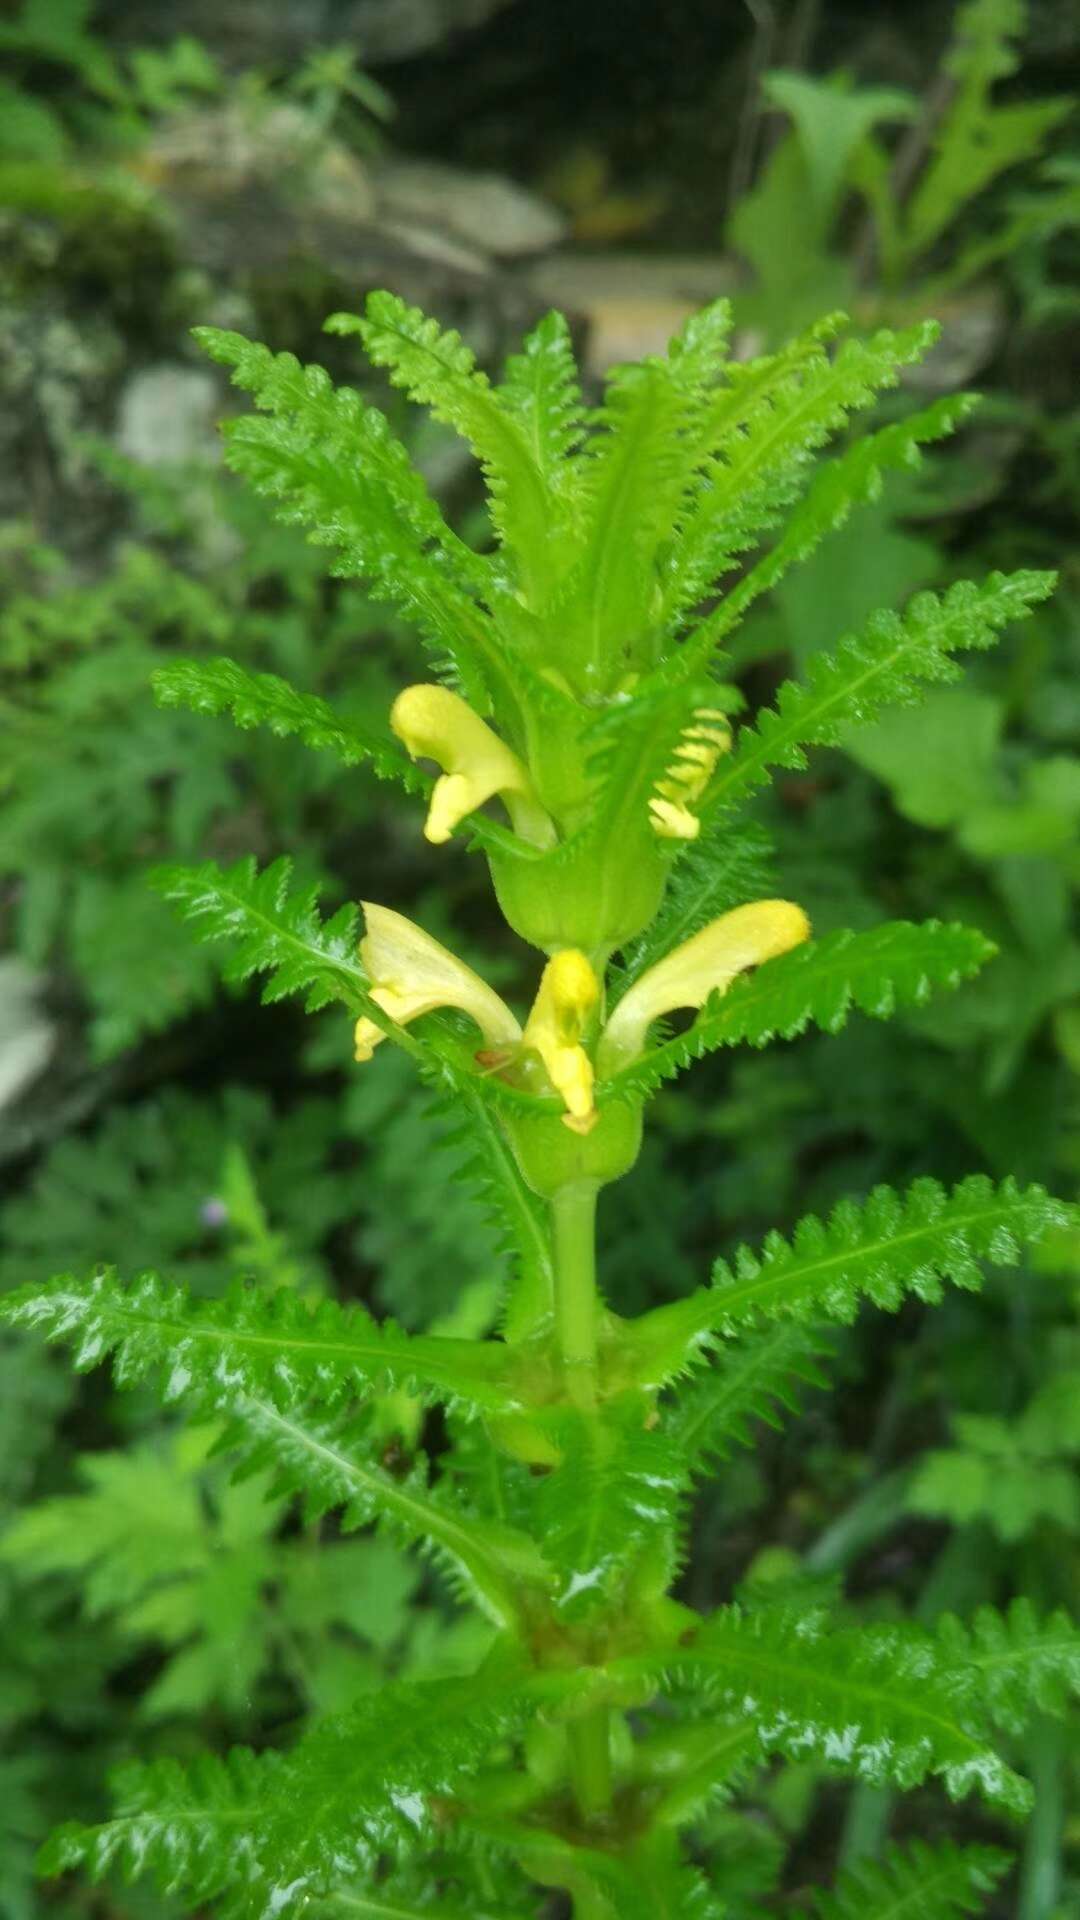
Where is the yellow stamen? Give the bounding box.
[598,900,810,1072]
[354,902,521,1062]
[391,684,555,849]
[650,707,732,840]
[522,950,600,1134]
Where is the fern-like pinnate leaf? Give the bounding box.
[532,1405,687,1618]
[0,1274,552,1625]
[221,1397,553,1626]
[152,658,524,856]
[604,921,995,1100]
[151,854,411,1033]
[154,857,546,1118]
[422,1069,555,1341]
[194,325,515,717]
[933,1600,1080,1735]
[497,309,586,504]
[688,392,979,658]
[659,321,940,642]
[41,1746,281,1912]
[628,1608,1032,1813]
[620,1177,1073,1385]
[330,296,557,605]
[668,1323,831,1468]
[152,656,426,790]
[697,569,1055,822]
[42,1663,565,1916]
[811,1841,1010,1920]
[0,1267,526,1417]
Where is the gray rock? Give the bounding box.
[375,158,566,257]
[526,252,742,374]
[147,100,379,221]
[116,364,221,467]
[109,0,516,66]
[0,962,54,1117]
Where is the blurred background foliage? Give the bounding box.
[1,0,1079,1914]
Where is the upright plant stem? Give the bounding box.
[1018,1715,1065,1920]
[568,1705,614,1822]
[552,1182,600,1411]
[551,1180,612,1820]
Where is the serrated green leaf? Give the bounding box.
[193,324,516,718]
[0,1267,527,1417]
[531,1403,687,1618]
[697,570,1056,821]
[660,321,940,641]
[811,1840,1010,1920]
[934,1600,1080,1736]
[222,1397,554,1628]
[496,307,588,553]
[151,854,422,1044]
[333,294,555,605]
[624,1608,1032,1813]
[152,655,427,793]
[618,1176,1073,1384]
[41,1661,564,1914]
[689,392,979,659]
[604,921,996,1102]
[668,1322,831,1467]
[420,1068,555,1342]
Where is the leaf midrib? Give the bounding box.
[47,1288,517,1408]
[661,1194,1026,1347]
[664,1636,1015,1783]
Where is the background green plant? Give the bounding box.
[2,0,1079,1913]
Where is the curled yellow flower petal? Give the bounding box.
[598,899,810,1073]
[650,708,732,841]
[522,949,600,1133]
[354,902,521,1062]
[391,684,555,849]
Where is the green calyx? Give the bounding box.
[502,1098,644,1200]
[489,830,670,958]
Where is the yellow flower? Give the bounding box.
[650,707,732,840]
[353,903,522,1062]
[391,684,556,849]
[354,908,599,1136]
[598,900,811,1073]
[522,949,601,1135]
